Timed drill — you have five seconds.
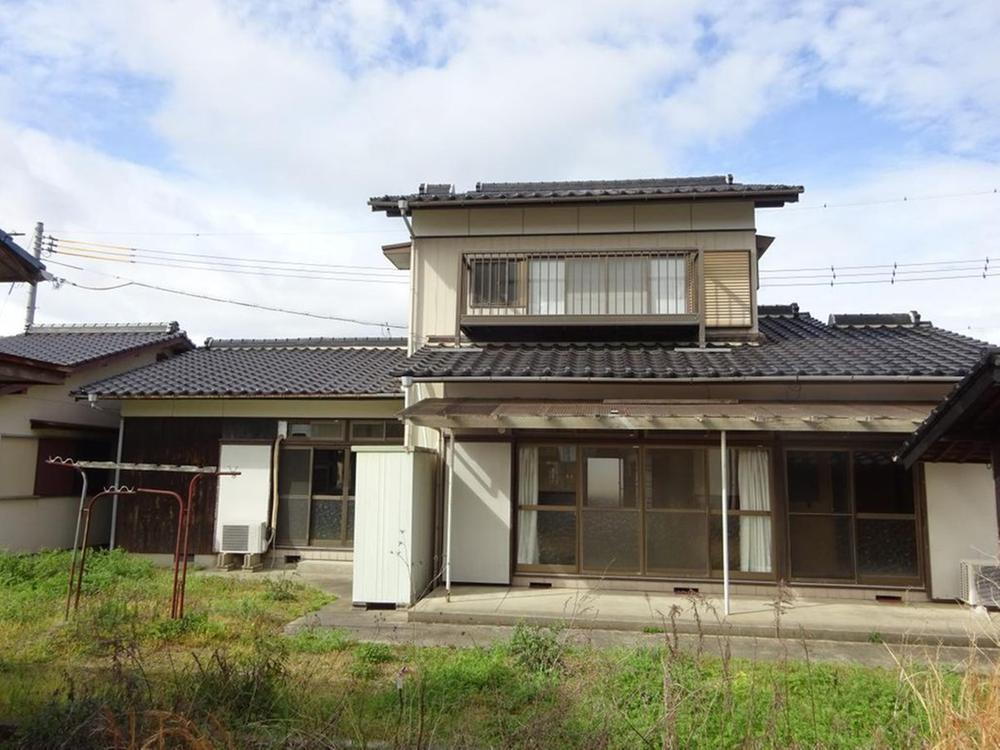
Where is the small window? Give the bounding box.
[470,258,523,307]
[287,422,311,438]
[349,420,404,441]
[385,420,405,439]
[311,420,346,440]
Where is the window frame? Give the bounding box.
[784,447,922,587]
[514,440,776,581]
[468,256,527,309]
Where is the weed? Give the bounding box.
[262,575,300,602]
[508,622,566,674]
[867,630,885,644]
[286,627,354,654]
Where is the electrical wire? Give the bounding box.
[760,256,992,276]
[49,261,406,329]
[52,237,403,272]
[45,226,395,237]
[778,187,998,211]
[48,248,409,284]
[760,271,1000,288]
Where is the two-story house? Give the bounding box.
[356,176,997,607]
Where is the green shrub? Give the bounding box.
[355,641,394,665]
[262,576,301,602]
[508,623,566,674]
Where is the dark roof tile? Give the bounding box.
[80,338,406,398]
[0,323,190,368]
[395,311,990,381]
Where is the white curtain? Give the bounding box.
[528,259,565,315]
[566,259,607,315]
[737,449,772,573]
[607,258,647,314]
[650,256,686,314]
[517,446,540,565]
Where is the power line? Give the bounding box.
[49,262,406,329]
[778,187,998,211]
[45,226,395,237]
[47,248,409,285]
[760,271,1000,288]
[52,237,403,272]
[761,255,992,275]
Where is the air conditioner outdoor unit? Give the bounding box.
[959,559,1000,606]
[220,522,268,554]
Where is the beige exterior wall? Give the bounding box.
[408,200,757,346]
[0,348,165,551]
[121,397,403,419]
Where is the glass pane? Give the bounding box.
[582,511,640,573]
[645,512,708,575]
[854,451,914,514]
[790,515,854,579]
[645,448,707,509]
[857,519,918,578]
[345,500,355,544]
[650,256,686,314]
[350,421,384,440]
[517,510,576,567]
[277,497,309,545]
[534,446,577,506]
[606,258,647,315]
[278,449,311,496]
[311,420,345,440]
[287,422,311,438]
[583,447,637,508]
[528,259,566,315]
[566,259,606,315]
[710,515,772,573]
[311,449,345,496]
[472,259,519,306]
[787,451,850,513]
[310,499,343,543]
[385,420,405,440]
[348,451,357,497]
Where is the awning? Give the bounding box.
[401,399,932,433]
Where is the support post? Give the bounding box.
[23,221,43,331]
[445,432,455,602]
[721,430,730,617]
[992,442,1000,548]
[110,416,124,549]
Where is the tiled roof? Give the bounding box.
[370,175,803,215]
[0,323,191,368]
[79,338,407,398]
[895,348,1000,465]
[396,309,991,381]
[0,230,46,283]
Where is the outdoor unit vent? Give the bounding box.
[959,559,1000,607]
[220,522,268,554]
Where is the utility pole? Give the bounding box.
[23,221,43,331]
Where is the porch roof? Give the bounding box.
[401,398,931,433]
[895,348,1000,466]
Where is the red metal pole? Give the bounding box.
[178,474,204,619]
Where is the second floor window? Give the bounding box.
[467,252,689,316]
[470,258,524,307]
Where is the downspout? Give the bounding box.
[445,429,455,602]
[720,429,730,617]
[109,416,124,549]
[267,422,287,553]
[399,198,417,449]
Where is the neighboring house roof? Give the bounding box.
[396,307,990,381]
[369,175,804,215]
[0,322,191,370]
[0,230,46,283]
[895,348,1000,467]
[79,337,408,398]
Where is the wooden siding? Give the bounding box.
[704,250,752,328]
[115,417,276,554]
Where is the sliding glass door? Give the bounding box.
[516,442,773,579]
[277,445,356,548]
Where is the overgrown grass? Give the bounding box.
[2,550,998,748]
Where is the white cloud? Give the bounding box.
[0,0,997,345]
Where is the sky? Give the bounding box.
[0,0,998,344]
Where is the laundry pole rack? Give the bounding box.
[46,458,238,620]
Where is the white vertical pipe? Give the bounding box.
[721,429,730,616]
[445,432,455,602]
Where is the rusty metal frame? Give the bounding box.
[48,458,237,620]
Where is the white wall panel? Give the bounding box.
[214,443,273,552]
[449,442,511,584]
[925,462,999,600]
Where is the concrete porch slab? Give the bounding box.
[408,585,1000,648]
